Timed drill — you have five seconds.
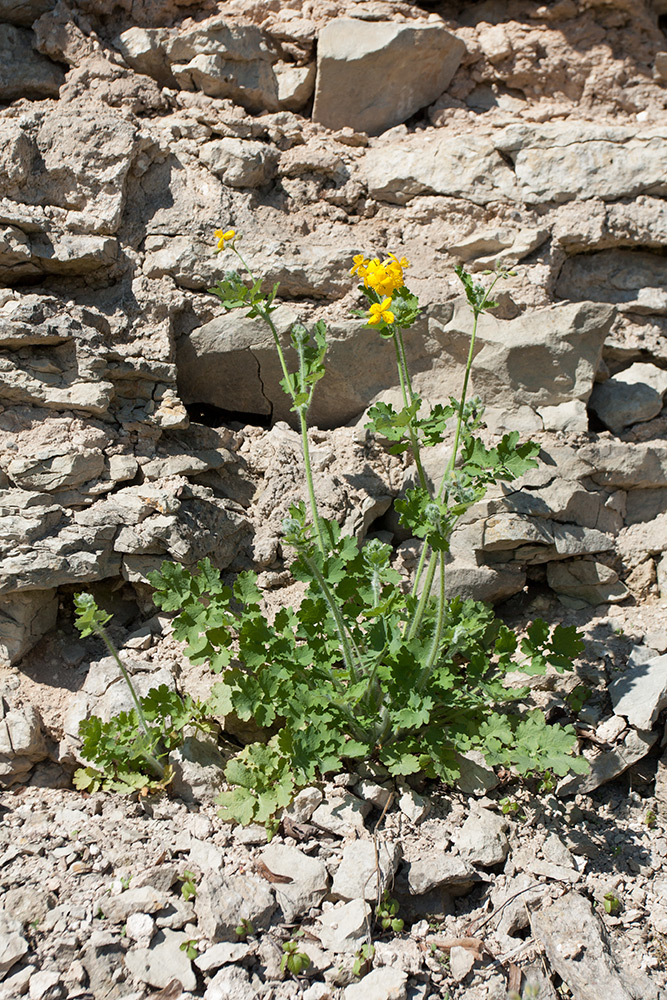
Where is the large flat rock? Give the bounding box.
[313,19,464,135]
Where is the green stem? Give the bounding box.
[301,552,363,683]
[95,626,164,779]
[406,546,438,642]
[391,329,428,492]
[423,553,446,677]
[437,273,502,498]
[298,407,325,556]
[232,246,325,555]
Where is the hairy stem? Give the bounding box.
[95,625,164,779]
[391,329,428,492]
[301,552,363,683]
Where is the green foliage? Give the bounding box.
[209,270,280,319]
[352,943,375,977]
[180,870,197,902]
[376,893,404,933]
[72,251,589,834]
[646,809,657,829]
[281,932,311,976]
[565,683,591,715]
[235,918,255,940]
[73,684,213,794]
[603,892,621,915]
[179,939,199,961]
[74,592,112,637]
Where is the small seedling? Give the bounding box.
[645,809,657,829]
[281,931,311,976]
[500,796,525,820]
[179,939,199,961]
[180,870,197,902]
[352,943,375,977]
[119,875,132,890]
[603,892,621,915]
[235,918,255,939]
[377,892,404,933]
[429,943,450,968]
[565,683,591,715]
[537,771,555,794]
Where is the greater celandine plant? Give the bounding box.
[146,230,588,829]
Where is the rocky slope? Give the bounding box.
[1,0,667,998]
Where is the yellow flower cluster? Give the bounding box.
[215,228,236,250]
[351,252,409,297]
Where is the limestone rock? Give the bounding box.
[317,899,371,953]
[0,702,48,786]
[496,123,667,204]
[449,944,476,982]
[0,0,54,26]
[363,131,517,205]
[343,967,408,1000]
[200,138,278,188]
[406,855,476,895]
[194,873,275,941]
[0,108,142,234]
[0,909,28,977]
[0,24,64,101]
[122,17,282,112]
[0,589,58,667]
[169,736,227,804]
[579,442,667,489]
[558,250,667,315]
[609,652,667,730]
[332,840,402,902]
[310,792,371,838]
[195,941,250,972]
[204,965,259,1000]
[313,19,464,135]
[531,892,658,1000]
[558,727,658,796]
[123,929,196,992]
[547,559,628,605]
[454,808,509,867]
[98,887,171,924]
[258,845,329,922]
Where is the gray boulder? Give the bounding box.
[194,873,275,942]
[454,807,509,867]
[0,24,64,100]
[258,845,329,922]
[546,559,628,605]
[495,123,667,204]
[313,19,464,135]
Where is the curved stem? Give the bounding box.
[96,626,164,779]
[406,546,438,643]
[298,408,325,556]
[391,330,428,492]
[423,553,446,678]
[301,552,363,683]
[437,273,502,498]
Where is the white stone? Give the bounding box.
[609,653,667,730]
[343,966,408,1000]
[317,898,371,953]
[454,808,509,867]
[449,944,476,982]
[258,845,329,922]
[332,840,401,902]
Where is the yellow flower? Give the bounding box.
[215,228,236,250]
[368,297,395,326]
[351,253,369,278]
